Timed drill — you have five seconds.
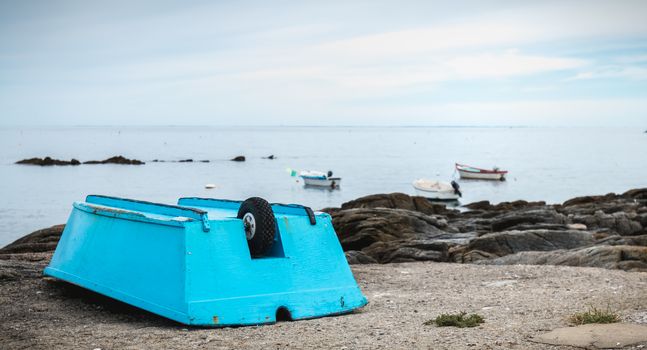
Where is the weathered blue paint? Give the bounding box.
[44,195,367,326]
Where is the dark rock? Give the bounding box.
[463,200,491,211]
[0,259,44,280]
[623,188,647,201]
[451,249,498,263]
[332,207,447,251]
[0,264,20,280]
[345,250,377,264]
[562,193,618,207]
[490,209,566,232]
[478,245,647,272]
[491,214,545,232]
[597,234,647,247]
[363,240,449,263]
[329,190,647,269]
[501,223,571,231]
[558,199,639,217]
[263,155,275,159]
[463,200,546,212]
[16,157,81,166]
[83,156,144,165]
[231,156,245,162]
[0,225,65,255]
[640,214,647,227]
[453,230,596,262]
[330,204,459,263]
[571,210,644,236]
[328,191,647,269]
[105,156,144,165]
[152,158,207,163]
[340,193,459,217]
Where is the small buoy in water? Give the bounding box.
[205,184,216,189]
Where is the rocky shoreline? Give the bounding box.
[2,189,646,272]
[324,189,647,271]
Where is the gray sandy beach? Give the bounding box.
[1,257,646,349]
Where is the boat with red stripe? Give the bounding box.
[455,163,508,181]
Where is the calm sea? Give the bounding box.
[0,126,645,247]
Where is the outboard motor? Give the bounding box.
[451,180,462,197]
[327,170,333,178]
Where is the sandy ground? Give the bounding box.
[1,260,646,350]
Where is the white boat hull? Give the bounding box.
[302,177,341,188]
[412,179,461,200]
[413,189,460,200]
[457,169,505,180]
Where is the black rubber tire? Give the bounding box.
[237,197,276,256]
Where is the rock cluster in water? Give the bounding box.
[16,155,274,164]
[151,159,210,163]
[323,189,647,272]
[16,156,144,165]
[15,157,81,166]
[83,156,144,165]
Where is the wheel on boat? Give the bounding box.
[238,197,276,256]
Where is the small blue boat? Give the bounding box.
[44,195,367,326]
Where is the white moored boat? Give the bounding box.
[412,179,462,200]
[456,163,508,181]
[299,170,341,188]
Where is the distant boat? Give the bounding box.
[456,163,508,181]
[412,179,461,200]
[299,170,341,188]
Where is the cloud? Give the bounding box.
[616,54,647,64]
[566,66,647,81]
[313,21,533,58]
[312,1,647,60]
[237,49,586,92]
[332,98,647,126]
[445,50,585,79]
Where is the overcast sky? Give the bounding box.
[1,0,647,127]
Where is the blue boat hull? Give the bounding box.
[44,195,367,326]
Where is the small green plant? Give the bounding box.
[569,306,620,325]
[425,312,485,328]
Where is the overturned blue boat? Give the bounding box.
[44,195,367,326]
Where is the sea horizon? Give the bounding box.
[1,124,643,129]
